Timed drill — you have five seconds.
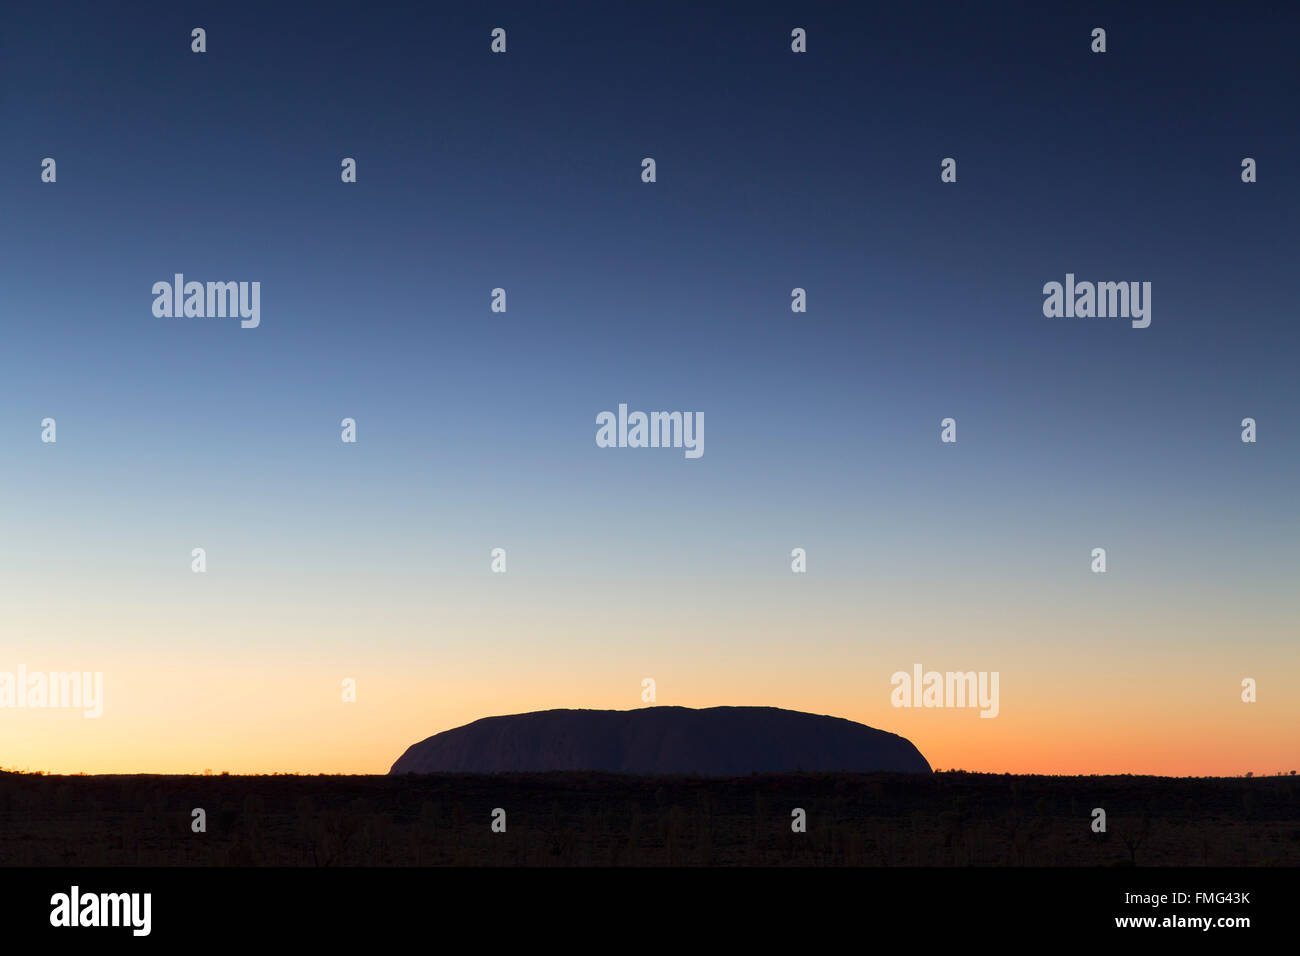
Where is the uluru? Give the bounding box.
[389,706,931,775]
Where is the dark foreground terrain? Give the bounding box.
[1,770,1296,866]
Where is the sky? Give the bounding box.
[1,1,1297,775]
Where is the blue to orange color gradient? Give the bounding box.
[1,2,1296,775]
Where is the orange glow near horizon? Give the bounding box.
[3,588,1295,777]
[4,636,1294,777]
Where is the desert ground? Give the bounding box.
[1,769,1296,866]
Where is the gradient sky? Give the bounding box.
[2,1,1297,775]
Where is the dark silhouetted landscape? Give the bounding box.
[389,706,933,775]
[3,769,1296,867]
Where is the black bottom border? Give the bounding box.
[1,866,1282,942]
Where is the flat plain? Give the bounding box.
[2,770,1296,867]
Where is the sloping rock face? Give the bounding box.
[389,706,931,775]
